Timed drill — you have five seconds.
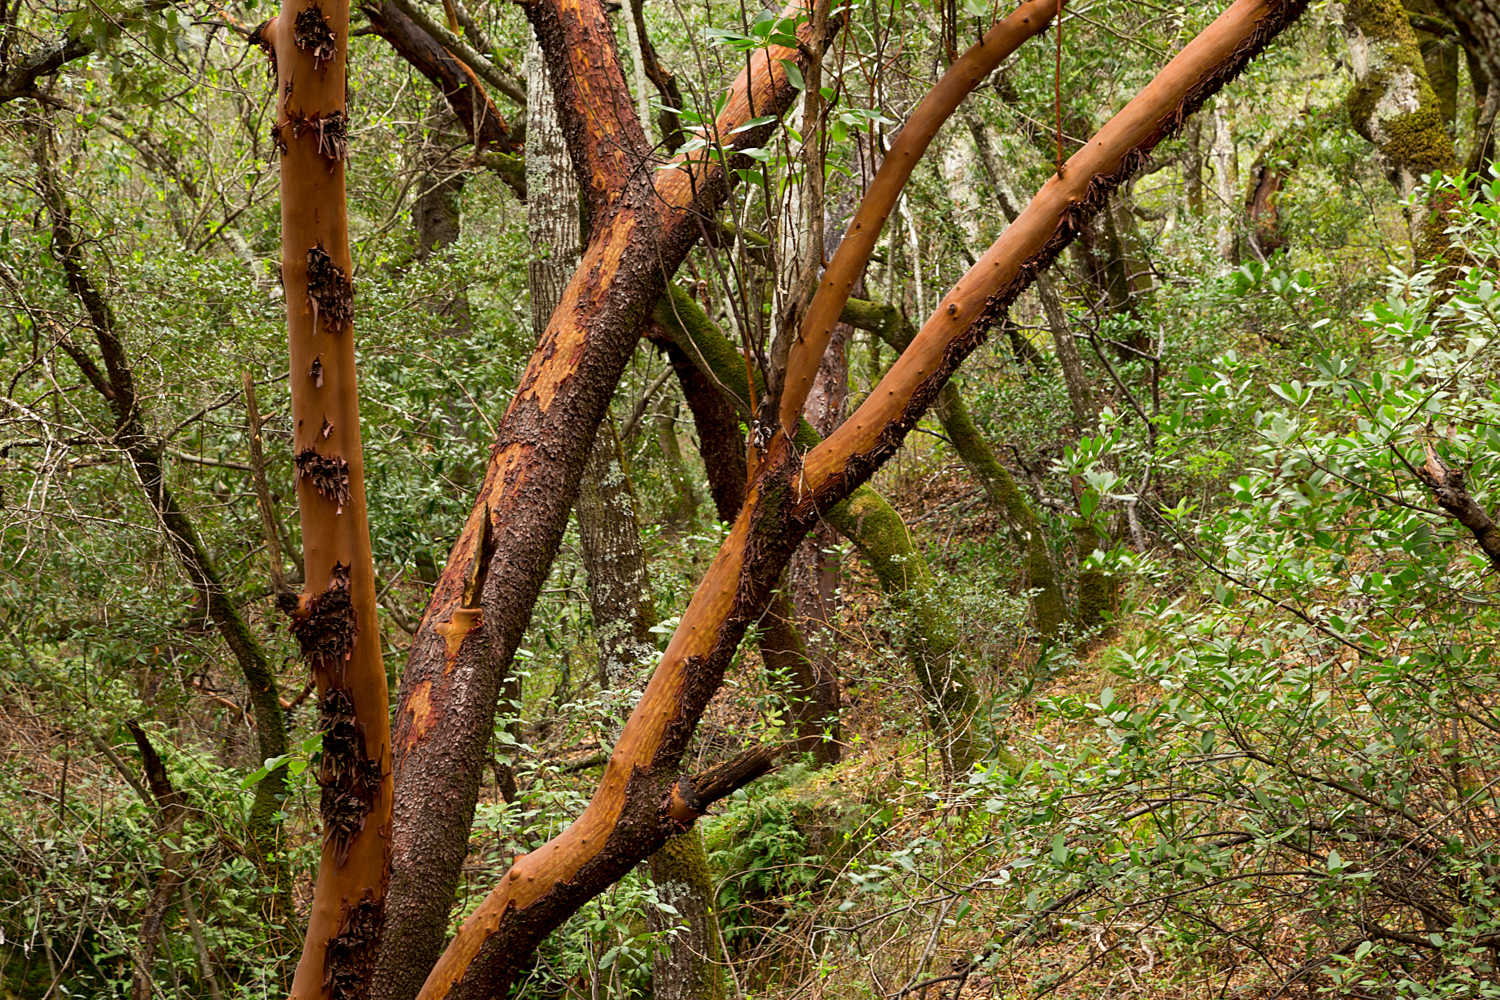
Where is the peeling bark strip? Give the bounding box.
[296,4,338,65]
[800,0,1310,502]
[307,243,354,329]
[778,0,1062,430]
[296,449,353,513]
[262,1,392,997]
[325,894,383,1000]
[415,4,1307,996]
[376,7,831,997]
[319,687,385,866]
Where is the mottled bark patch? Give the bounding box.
[296,447,352,512]
[294,3,337,67]
[306,242,354,331]
[319,687,383,865]
[324,891,384,1000]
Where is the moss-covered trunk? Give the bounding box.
[1339,0,1459,254]
[839,296,1065,640]
[653,287,981,776]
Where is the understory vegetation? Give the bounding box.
[5,0,1500,997]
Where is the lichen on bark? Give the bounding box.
[1338,0,1457,193]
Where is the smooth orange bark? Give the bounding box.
[778,0,1063,430]
[263,2,392,998]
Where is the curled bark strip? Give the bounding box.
[325,892,384,1000]
[800,0,1310,505]
[1416,441,1500,571]
[307,243,353,330]
[296,448,353,513]
[779,0,1062,430]
[305,110,350,164]
[295,4,338,66]
[319,688,384,866]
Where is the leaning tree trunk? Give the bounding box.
[376,7,831,995]
[660,339,838,762]
[415,5,1308,997]
[256,4,392,998]
[653,289,981,775]
[524,38,725,995]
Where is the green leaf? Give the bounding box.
[781,59,805,91]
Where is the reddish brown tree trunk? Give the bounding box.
[257,3,392,997]
[415,4,1307,996]
[777,0,1063,429]
[375,5,831,997]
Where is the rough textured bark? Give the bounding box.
[418,2,1306,995]
[1211,105,1241,261]
[378,5,830,997]
[524,33,579,335]
[778,0,1063,430]
[664,339,839,763]
[1417,441,1500,571]
[1433,0,1500,84]
[29,144,290,847]
[257,3,392,997]
[648,831,726,1000]
[0,29,91,103]
[838,296,1064,638]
